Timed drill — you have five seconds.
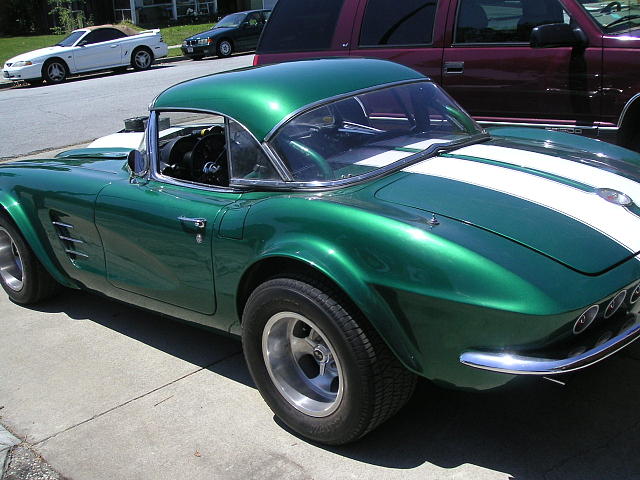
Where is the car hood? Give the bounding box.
[187,26,235,40]
[375,138,640,275]
[6,45,71,63]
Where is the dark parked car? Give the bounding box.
[255,0,640,151]
[182,9,270,60]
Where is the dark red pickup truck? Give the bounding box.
[255,0,640,150]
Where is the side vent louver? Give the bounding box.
[51,218,88,260]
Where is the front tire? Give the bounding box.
[0,217,59,304]
[131,47,153,71]
[242,277,416,445]
[216,39,233,58]
[42,59,67,84]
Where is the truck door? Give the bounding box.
[441,0,602,133]
[349,0,447,83]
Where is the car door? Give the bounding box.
[349,0,447,83]
[94,111,241,316]
[236,12,262,50]
[94,179,237,315]
[73,28,126,71]
[441,0,602,130]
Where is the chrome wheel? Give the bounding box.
[133,50,152,69]
[46,62,66,82]
[262,312,344,417]
[0,227,24,292]
[218,40,232,57]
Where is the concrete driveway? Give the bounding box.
[2,284,640,480]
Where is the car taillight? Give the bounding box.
[253,55,260,66]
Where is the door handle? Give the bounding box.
[444,61,465,75]
[110,44,119,48]
[178,216,207,229]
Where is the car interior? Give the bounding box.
[156,113,279,187]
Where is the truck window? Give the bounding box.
[455,0,568,44]
[359,0,438,46]
[257,0,345,53]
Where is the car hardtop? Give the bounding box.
[151,57,427,141]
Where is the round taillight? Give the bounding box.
[604,290,627,319]
[573,305,599,334]
[630,284,640,304]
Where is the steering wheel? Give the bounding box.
[287,140,334,180]
[601,1,622,13]
[188,133,228,185]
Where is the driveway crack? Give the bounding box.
[33,351,241,446]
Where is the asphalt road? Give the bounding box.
[0,55,253,160]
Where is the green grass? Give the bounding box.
[159,23,213,46]
[0,22,213,66]
[0,34,65,66]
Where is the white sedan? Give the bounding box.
[2,25,168,85]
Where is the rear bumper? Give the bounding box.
[460,316,640,375]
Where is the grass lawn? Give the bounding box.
[0,23,213,66]
[0,34,65,66]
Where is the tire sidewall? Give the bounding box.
[242,279,373,444]
[0,219,37,304]
[217,40,232,57]
[43,60,66,84]
[132,48,153,70]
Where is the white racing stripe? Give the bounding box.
[404,157,640,253]
[453,144,640,206]
[355,139,447,168]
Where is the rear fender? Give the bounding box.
[254,237,422,373]
[0,191,78,288]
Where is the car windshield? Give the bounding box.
[270,81,484,183]
[579,0,640,33]
[216,13,245,28]
[56,30,86,46]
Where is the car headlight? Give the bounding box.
[11,60,34,67]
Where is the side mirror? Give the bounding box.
[127,149,148,177]
[78,40,87,47]
[530,24,588,49]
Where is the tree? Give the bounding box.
[48,0,90,34]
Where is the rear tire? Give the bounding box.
[242,276,416,445]
[0,216,59,304]
[131,47,153,71]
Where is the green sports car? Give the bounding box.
[1,58,640,445]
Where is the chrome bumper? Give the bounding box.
[460,320,640,375]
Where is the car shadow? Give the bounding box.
[15,64,173,89]
[29,289,640,479]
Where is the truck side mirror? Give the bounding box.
[530,24,588,49]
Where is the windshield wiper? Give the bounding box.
[605,14,640,29]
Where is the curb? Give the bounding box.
[0,55,186,91]
[156,55,188,65]
[0,424,20,476]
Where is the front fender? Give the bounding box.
[0,190,77,288]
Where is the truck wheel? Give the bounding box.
[42,59,67,84]
[0,217,59,304]
[242,276,416,445]
[217,39,233,58]
[131,47,153,71]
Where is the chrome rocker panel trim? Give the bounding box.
[460,321,640,375]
